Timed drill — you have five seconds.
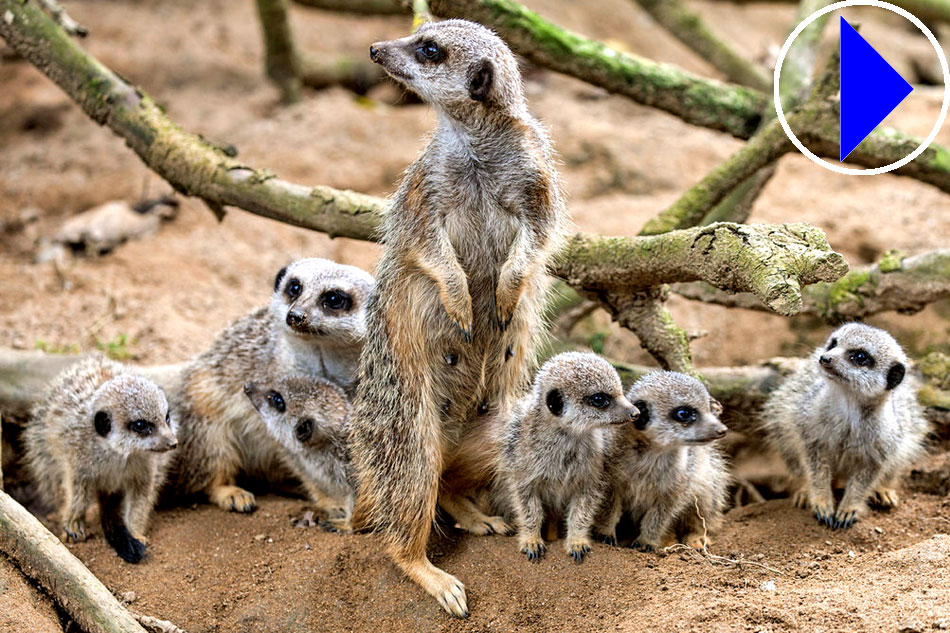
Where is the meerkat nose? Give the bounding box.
[370,45,380,61]
[819,355,832,366]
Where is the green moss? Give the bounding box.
[821,269,872,318]
[34,340,80,355]
[96,334,135,361]
[918,351,950,391]
[878,249,905,273]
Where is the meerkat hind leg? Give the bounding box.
[871,476,901,509]
[396,553,468,618]
[439,489,510,536]
[100,491,147,563]
[209,467,256,513]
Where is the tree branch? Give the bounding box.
[632,0,770,90]
[256,0,304,103]
[0,490,149,633]
[674,249,950,322]
[36,0,87,37]
[713,0,950,26]
[0,0,846,317]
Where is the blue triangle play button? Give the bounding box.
[840,17,914,161]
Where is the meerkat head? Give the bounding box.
[816,323,908,399]
[626,372,727,448]
[270,258,375,347]
[531,352,639,431]
[90,375,177,457]
[243,377,349,456]
[369,19,525,119]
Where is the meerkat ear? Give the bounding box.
[633,400,650,430]
[545,388,564,416]
[886,362,906,390]
[274,266,288,292]
[710,399,723,415]
[94,411,112,437]
[468,59,494,102]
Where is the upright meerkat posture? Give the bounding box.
[351,20,568,617]
[601,372,729,551]
[168,258,373,513]
[243,376,353,530]
[761,323,927,529]
[25,356,178,563]
[500,352,638,563]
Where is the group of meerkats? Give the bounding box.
[22,19,930,618]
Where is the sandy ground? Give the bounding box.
[1,0,949,631]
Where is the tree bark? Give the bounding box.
[0,490,149,633]
[633,0,770,90]
[256,0,304,103]
[292,0,407,13]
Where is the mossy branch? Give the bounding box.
[292,0,408,13]
[632,0,770,90]
[713,0,950,25]
[674,249,950,323]
[0,0,846,322]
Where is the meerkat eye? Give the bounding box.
[165,411,170,424]
[129,420,153,436]
[266,390,286,412]
[826,337,838,351]
[415,40,445,64]
[584,393,612,410]
[848,349,874,367]
[295,418,314,442]
[285,278,302,300]
[321,290,352,312]
[670,406,698,425]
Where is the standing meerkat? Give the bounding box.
[761,323,928,529]
[600,372,729,551]
[350,20,568,617]
[25,356,178,563]
[499,352,638,563]
[243,376,353,530]
[168,258,374,513]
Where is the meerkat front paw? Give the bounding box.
[791,487,810,509]
[631,539,656,553]
[459,515,511,536]
[519,534,546,561]
[210,485,257,513]
[62,518,87,543]
[830,502,864,530]
[598,530,618,547]
[810,490,836,528]
[319,516,352,533]
[871,487,900,509]
[566,536,593,563]
[493,292,517,331]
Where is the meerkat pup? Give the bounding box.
[761,323,927,530]
[243,376,353,530]
[350,20,568,616]
[499,352,638,563]
[601,372,729,551]
[25,356,177,563]
[168,258,373,514]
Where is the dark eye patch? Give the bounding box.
[284,278,302,301]
[584,392,612,410]
[546,389,564,416]
[321,289,352,312]
[94,411,111,437]
[670,406,698,425]
[295,418,314,442]
[414,40,446,64]
[633,400,650,430]
[848,349,874,368]
[826,337,838,351]
[266,390,286,413]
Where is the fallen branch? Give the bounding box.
[132,613,188,633]
[300,55,386,94]
[633,0,770,90]
[0,0,846,323]
[713,0,950,25]
[673,249,950,323]
[0,489,148,633]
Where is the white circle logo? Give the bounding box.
[773,0,950,175]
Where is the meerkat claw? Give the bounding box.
[520,541,546,561]
[601,533,618,547]
[567,542,592,563]
[631,540,654,553]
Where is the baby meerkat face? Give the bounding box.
[369,19,524,115]
[243,377,349,456]
[91,375,177,456]
[626,372,727,448]
[535,352,639,431]
[270,258,375,346]
[816,322,907,398]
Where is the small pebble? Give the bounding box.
[254,533,266,542]
[874,526,884,534]
[760,580,777,592]
[847,550,855,559]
